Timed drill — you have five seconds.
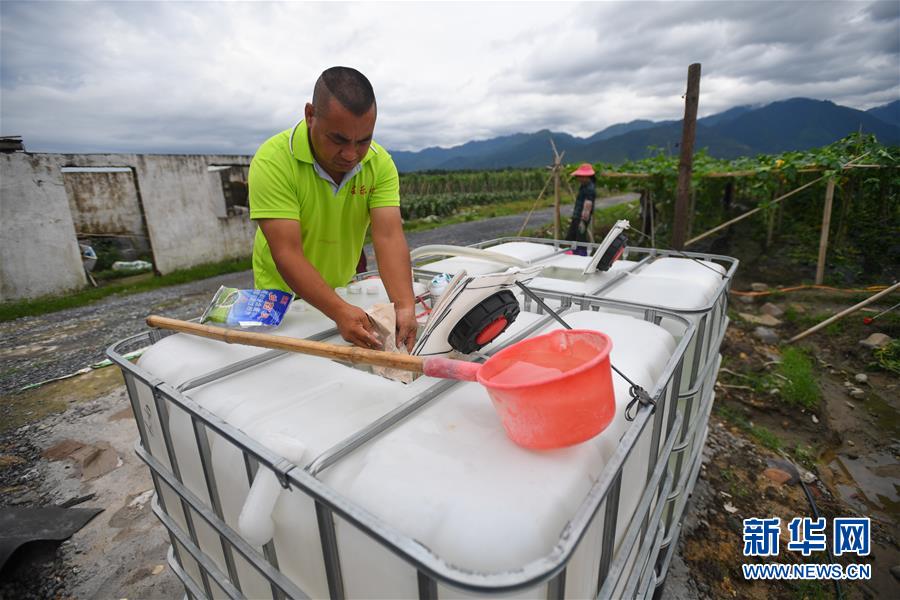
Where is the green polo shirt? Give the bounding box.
[249,120,400,290]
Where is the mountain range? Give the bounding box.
[389,98,900,172]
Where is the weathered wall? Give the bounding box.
[0,152,255,301]
[63,170,147,237]
[127,154,254,274]
[0,154,87,301]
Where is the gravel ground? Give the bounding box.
[0,270,255,396]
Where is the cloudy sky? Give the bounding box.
[1,0,898,155]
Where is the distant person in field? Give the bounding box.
[248,66,416,350]
[566,163,597,256]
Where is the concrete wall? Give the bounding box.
[1,154,87,301]
[128,154,254,274]
[0,151,255,302]
[63,170,148,237]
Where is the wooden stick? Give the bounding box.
[815,178,836,285]
[788,282,900,343]
[550,138,562,239]
[146,315,427,373]
[516,169,555,236]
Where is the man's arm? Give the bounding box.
[370,206,416,351]
[257,219,380,349]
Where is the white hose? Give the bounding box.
[410,245,529,268]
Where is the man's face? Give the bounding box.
[305,96,376,181]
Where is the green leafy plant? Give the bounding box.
[873,340,900,375]
[777,347,821,409]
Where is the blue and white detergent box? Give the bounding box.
[200,286,294,328]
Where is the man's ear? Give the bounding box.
[304,102,314,124]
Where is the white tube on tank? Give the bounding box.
[238,433,308,547]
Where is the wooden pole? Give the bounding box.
[553,157,561,239]
[549,138,563,239]
[788,281,900,343]
[686,188,696,238]
[671,63,701,250]
[815,178,836,285]
[146,315,429,372]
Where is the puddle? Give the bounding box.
[863,392,900,438]
[824,450,900,523]
[0,367,124,433]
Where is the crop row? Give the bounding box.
[400,191,535,220]
[400,169,548,196]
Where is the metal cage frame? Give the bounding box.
[109,262,727,599]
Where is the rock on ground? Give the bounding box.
[859,332,892,349]
[753,326,780,345]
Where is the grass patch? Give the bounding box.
[792,443,819,470]
[777,347,820,409]
[788,578,830,600]
[750,425,783,451]
[592,200,641,232]
[823,320,844,336]
[0,257,251,322]
[715,404,783,451]
[782,305,800,324]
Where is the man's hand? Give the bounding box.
[395,305,417,352]
[370,206,417,349]
[335,304,381,349]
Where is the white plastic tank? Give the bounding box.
[136,296,677,597]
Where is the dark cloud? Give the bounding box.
[1,1,896,154]
[867,0,900,21]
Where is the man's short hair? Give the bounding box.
[313,67,376,117]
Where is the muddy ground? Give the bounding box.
[675,287,899,600]
[2,199,898,599]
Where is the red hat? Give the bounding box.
[571,163,595,177]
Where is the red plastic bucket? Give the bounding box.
[477,329,615,449]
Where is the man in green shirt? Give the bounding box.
[249,67,416,350]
